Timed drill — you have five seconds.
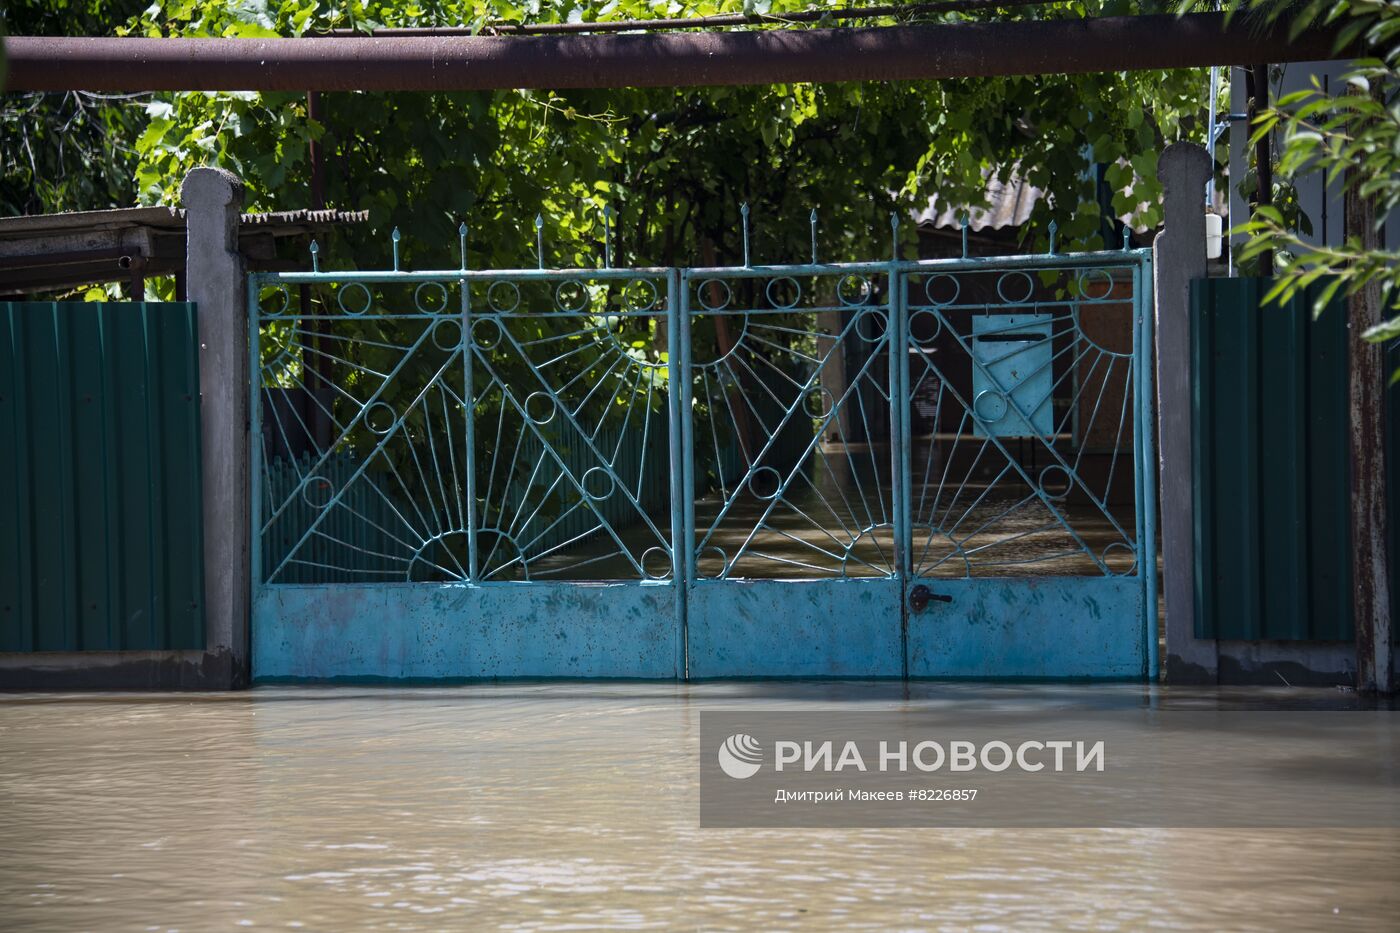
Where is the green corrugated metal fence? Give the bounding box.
[1191,278,1352,641]
[0,302,205,652]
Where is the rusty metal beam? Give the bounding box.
[2,15,1347,93]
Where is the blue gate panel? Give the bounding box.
[906,576,1145,679]
[686,579,903,678]
[250,241,1153,682]
[253,582,679,680]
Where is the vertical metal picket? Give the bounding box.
[679,269,699,678]
[1139,252,1160,681]
[248,277,263,593]
[1132,259,1148,679]
[666,268,688,677]
[461,264,478,581]
[890,260,912,675]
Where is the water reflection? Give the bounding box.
[1,684,1395,931]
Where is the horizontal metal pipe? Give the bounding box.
[2,14,1346,93]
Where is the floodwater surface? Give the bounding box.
[2,683,1397,931]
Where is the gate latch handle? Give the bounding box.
[908,584,953,613]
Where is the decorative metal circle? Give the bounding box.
[995,271,1035,304]
[748,465,783,500]
[524,391,556,425]
[365,401,397,435]
[408,531,471,582]
[855,309,888,342]
[804,387,835,420]
[924,273,961,307]
[697,278,731,312]
[599,317,667,370]
[580,466,616,501]
[622,279,658,311]
[414,281,450,314]
[475,528,528,581]
[300,476,335,510]
[840,523,897,577]
[640,546,672,580]
[258,285,292,316]
[431,319,463,352]
[1102,542,1138,576]
[471,317,503,350]
[911,309,944,346]
[765,276,801,310]
[487,280,521,313]
[1038,464,1074,500]
[1075,268,1115,302]
[837,274,873,307]
[697,545,729,578]
[554,279,590,313]
[1070,307,1133,359]
[337,282,373,316]
[692,314,749,368]
[972,389,1008,424]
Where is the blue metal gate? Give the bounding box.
[249,228,1155,681]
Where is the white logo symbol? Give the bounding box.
[718,733,763,779]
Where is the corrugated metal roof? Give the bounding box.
[917,165,1226,236]
[917,173,1041,232]
[0,206,368,239]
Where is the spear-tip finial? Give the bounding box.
[740,202,751,267]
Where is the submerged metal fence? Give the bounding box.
[250,218,1157,680]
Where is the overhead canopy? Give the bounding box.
[0,206,367,295]
[2,14,1346,93]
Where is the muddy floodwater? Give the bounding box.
[2,683,1398,931]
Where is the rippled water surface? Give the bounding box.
[2,683,1398,931]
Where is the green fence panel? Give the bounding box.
[1191,278,1351,641]
[0,302,204,652]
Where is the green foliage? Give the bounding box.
[4,1,1207,269]
[1225,0,1400,327]
[2,1,1216,539]
[0,0,152,215]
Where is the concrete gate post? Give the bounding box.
[182,168,250,689]
[1154,142,1216,683]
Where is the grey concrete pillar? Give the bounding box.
[1154,142,1216,683]
[182,168,250,689]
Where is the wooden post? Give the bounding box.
[1346,90,1394,693]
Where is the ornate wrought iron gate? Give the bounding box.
[250,232,1155,681]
